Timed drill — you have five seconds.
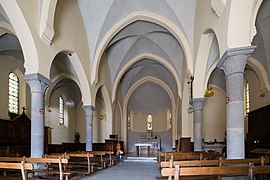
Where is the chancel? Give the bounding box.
[1,1,270,179]
[134,132,161,157]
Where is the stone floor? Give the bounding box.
[0,155,162,180]
[84,161,161,180]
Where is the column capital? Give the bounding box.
[191,97,206,111]
[217,46,256,77]
[23,73,51,93]
[82,105,95,116]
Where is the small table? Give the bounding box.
[134,143,153,157]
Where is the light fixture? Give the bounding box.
[99,114,106,120]
[65,99,74,108]
[204,80,215,97]
[204,87,215,97]
[187,104,194,114]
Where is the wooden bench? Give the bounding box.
[157,151,222,162]
[77,151,115,168]
[24,157,72,180]
[0,156,72,180]
[0,161,33,180]
[160,156,269,168]
[64,152,94,175]
[161,163,270,180]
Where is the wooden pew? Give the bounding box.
[162,164,270,180]
[24,157,72,180]
[160,156,269,168]
[64,152,94,175]
[160,157,270,180]
[0,161,33,180]
[161,164,252,180]
[77,151,115,168]
[161,159,220,168]
[157,151,222,163]
[220,156,269,166]
[0,156,72,180]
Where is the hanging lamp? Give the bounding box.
[204,81,215,97]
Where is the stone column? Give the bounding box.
[192,98,206,151]
[83,105,95,151]
[23,73,51,158]
[217,46,255,159]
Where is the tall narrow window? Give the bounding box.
[127,114,131,130]
[147,114,153,131]
[245,81,250,116]
[59,96,64,125]
[9,72,19,114]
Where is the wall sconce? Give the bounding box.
[187,104,194,114]
[99,114,106,120]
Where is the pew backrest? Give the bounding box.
[161,165,251,180]
[0,161,33,180]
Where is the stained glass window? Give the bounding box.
[59,96,64,125]
[8,72,19,114]
[147,114,153,131]
[128,114,131,130]
[245,81,250,116]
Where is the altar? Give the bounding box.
[202,143,225,153]
[134,143,153,157]
[134,133,160,156]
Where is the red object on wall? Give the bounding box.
[226,96,230,104]
[39,108,44,114]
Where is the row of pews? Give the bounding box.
[0,150,116,180]
[157,151,270,180]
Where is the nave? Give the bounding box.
[86,160,160,180]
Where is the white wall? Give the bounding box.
[76,106,86,143]
[128,82,172,132]
[47,86,77,144]
[202,86,226,142]
[94,97,107,143]
[0,55,30,120]
[114,102,122,139]
[245,69,270,111]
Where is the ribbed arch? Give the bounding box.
[112,52,181,102]
[91,11,192,85]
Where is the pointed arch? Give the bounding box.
[193,30,217,97]
[249,0,263,42]
[1,1,39,73]
[112,53,182,102]
[91,11,193,85]
[50,51,92,105]
[40,0,58,45]
[247,57,270,94]
[122,76,176,150]
[95,84,113,139]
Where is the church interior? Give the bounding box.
[1,0,270,179]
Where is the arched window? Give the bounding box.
[127,113,131,130]
[147,114,153,131]
[8,72,19,115]
[59,96,64,125]
[245,81,250,116]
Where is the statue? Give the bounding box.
[74,132,80,143]
[116,142,123,156]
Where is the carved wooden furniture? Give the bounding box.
[0,111,31,157]
[247,104,270,154]
[0,111,49,157]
